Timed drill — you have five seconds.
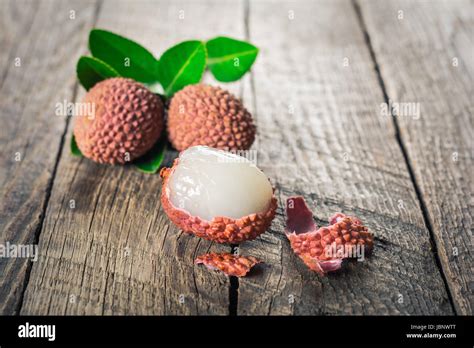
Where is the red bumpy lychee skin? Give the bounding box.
[195,253,261,277]
[160,160,277,244]
[167,84,256,151]
[286,196,374,275]
[74,78,164,164]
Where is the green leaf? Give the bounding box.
[89,29,160,83]
[157,40,206,96]
[71,135,83,157]
[76,56,119,90]
[206,37,258,82]
[134,138,167,174]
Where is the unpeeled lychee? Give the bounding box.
[74,78,164,164]
[160,146,277,243]
[167,84,256,151]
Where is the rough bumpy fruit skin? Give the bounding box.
[195,253,261,277]
[74,78,164,164]
[286,196,374,275]
[160,160,277,244]
[167,84,256,151]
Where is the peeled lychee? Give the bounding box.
[160,146,277,243]
[74,78,164,164]
[167,84,256,151]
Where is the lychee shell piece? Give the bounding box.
[195,253,261,277]
[74,77,164,164]
[167,84,256,151]
[286,196,374,275]
[160,162,277,244]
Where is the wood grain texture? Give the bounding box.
[2,0,469,316]
[236,0,454,315]
[358,0,473,314]
[20,0,247,315]
[0,0,97,314]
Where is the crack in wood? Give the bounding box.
[351,0,457,314]
[226,0,252,317]
[228,245,239,316]
[14,0,104,315]
[14,80,80,315]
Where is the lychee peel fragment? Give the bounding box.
[195,253,261,277]
[285,196,374,275]
[160,162,277,244]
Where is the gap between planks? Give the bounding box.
[351,0,456,313]
[14,0,105,315]
[227,0,251,317]
[12,0,457,316]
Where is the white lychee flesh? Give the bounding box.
[167,146,273,221]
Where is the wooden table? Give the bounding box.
[1,0,472,315]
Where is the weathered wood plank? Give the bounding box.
[358,0,473,314]
[237,0,454,315]
[20,0,247,315]
[0,0,98,314]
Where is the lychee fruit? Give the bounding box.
[167,84,256,151]
[286,196,374,275]
[160,146,277,244]
[195,253,261,277]
[74,77,164,164]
